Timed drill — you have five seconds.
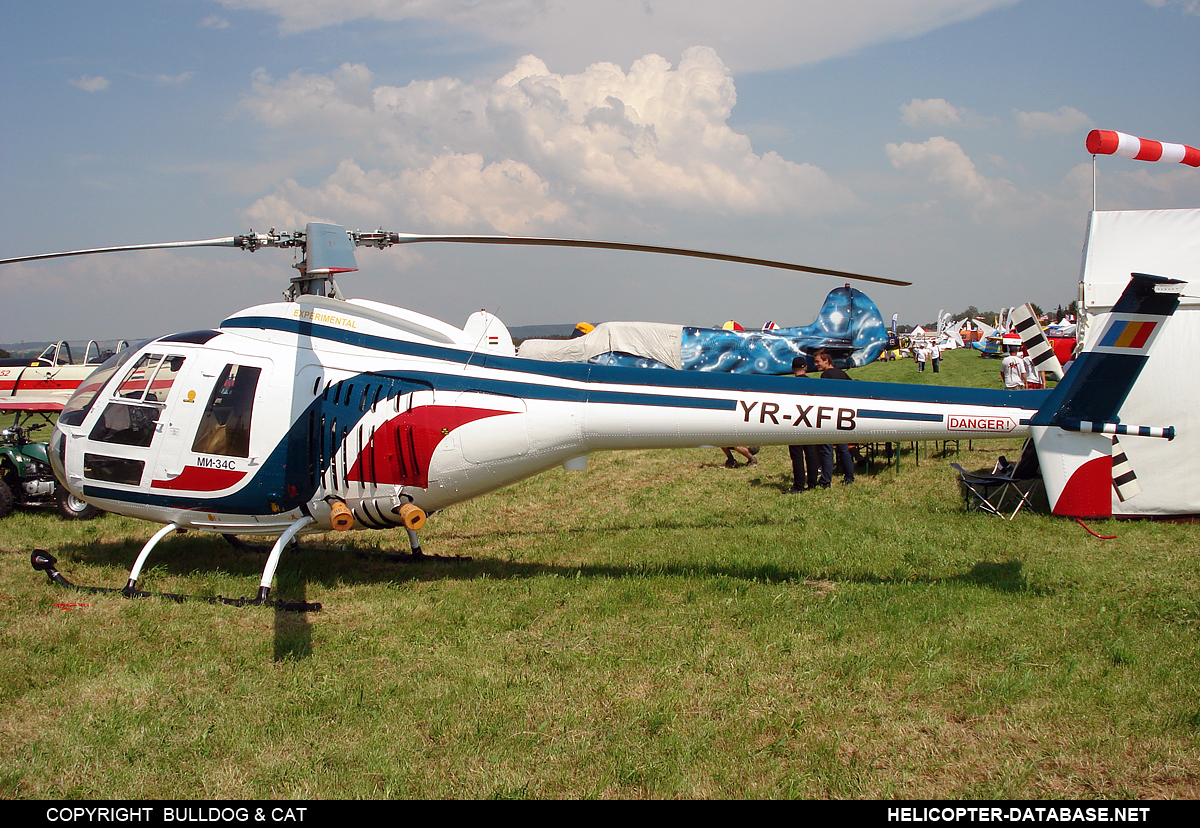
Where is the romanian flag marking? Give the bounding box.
[1099,319,1157,350]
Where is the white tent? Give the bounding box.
[1079,208,1200,516]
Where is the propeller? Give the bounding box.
[0,226,911,287]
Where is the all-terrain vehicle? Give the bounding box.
[0,422,101,520]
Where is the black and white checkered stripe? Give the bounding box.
[1010,303,1064,381]
[1111,436,1141,502]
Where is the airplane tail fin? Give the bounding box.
[1029,273,1182,517]
[1009,303,1064,381]
[814,286,888,367]
[774,285,888,368]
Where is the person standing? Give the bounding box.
[812,349,855,486]
[930,341,941,373]
[787,357,821,492]
[915,344,927,373]
[1022,350,1043,389]
[1001,346,1026,389]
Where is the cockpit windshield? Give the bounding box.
[58,342,146,427]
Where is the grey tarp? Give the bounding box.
[517,321,684,369]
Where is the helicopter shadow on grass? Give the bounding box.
[29,515,1043,662]
[35,514,1046,595]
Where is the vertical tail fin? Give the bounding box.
[1031,273,1182,517]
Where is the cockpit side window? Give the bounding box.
[116,354,158,400]
[89,403,161,447]
[114,353,186,404]
[191,364,261,458]
[145,355,185,403]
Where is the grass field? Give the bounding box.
[1,348,1198,798]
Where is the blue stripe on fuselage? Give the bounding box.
[221,315,1045,410]
[103,317,1043,517]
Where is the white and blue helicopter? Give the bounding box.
[0,224,1179,609]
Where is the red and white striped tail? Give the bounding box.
[1086,130,1200,167]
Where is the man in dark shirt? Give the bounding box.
[787,356,821,492]
[812,349,854,486]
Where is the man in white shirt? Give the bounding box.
[1022,351,1043,389]
[1001,347,1025,389]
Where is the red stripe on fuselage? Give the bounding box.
[347,405,509,489]
[151,466,247,491]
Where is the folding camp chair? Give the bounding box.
[951,462,1042,520]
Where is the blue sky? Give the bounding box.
[2,0,1198,344]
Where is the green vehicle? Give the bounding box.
[0,422,101,520]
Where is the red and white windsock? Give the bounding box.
[1087,129,1200,167]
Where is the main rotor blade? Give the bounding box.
[388,233,911,287]
[0,237,242,266]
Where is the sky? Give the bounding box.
[1,0,1198,345]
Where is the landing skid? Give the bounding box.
[29,518,470,611]
[30,550,321,612]
[30,514,322,612]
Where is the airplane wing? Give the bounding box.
[0,395,67,412]
[1,363,92,413]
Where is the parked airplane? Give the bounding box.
[518,284,888,373]
[1,340,130,416]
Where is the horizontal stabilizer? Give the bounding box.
[1059,420,1174,440]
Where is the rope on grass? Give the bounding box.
[1074,517,1117,540]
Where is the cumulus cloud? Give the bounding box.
[1015,106,1092,136]
[885,135,1016,214]
[901,98,963,127]
[69,75,110,92]
[217,0,1020,73]
[240,48,858,232]
[900,97,996,129]
[200,15,231,28]
[1142,0,1200,17]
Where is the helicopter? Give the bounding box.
[0,223,1180,609]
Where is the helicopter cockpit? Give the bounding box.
[50,334,274,516]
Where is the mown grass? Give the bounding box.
[0,348,1197,799]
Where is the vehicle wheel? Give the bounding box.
[55,488,101,520]
[0,478,13,519]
